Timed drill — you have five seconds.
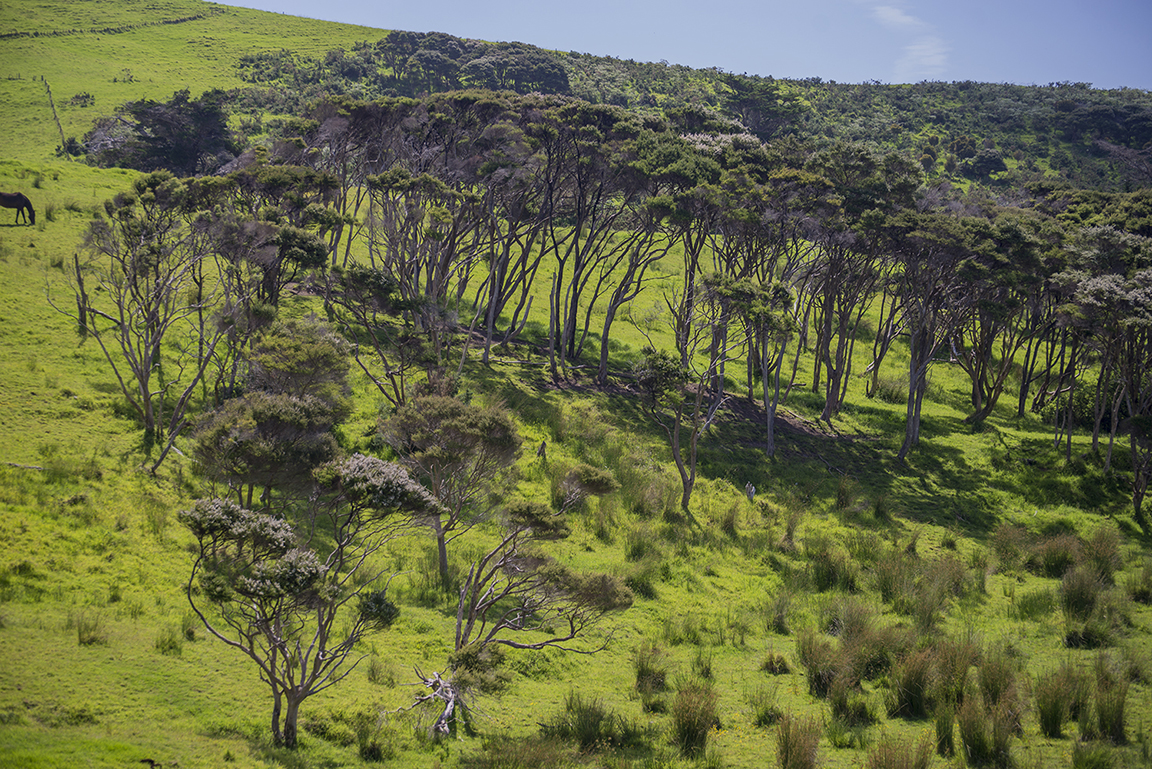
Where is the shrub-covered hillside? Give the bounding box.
[1,2,1151,768]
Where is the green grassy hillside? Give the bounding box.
[1,3,1151,769]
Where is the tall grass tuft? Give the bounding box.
[775,713,820,769]
[1034,667,1069,738]
[934,703,955,756]
[747,684,783,727]
[866,733,933,769]
[1094,653,1128,744]
[632,641,669,712]
[886,648,934,719]
[796,627,844,698]
[540,691,642,753]
[671,679,717,758]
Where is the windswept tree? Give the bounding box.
[380,396,522,589]
[63,171,226,471]
[633,275,743,514]
[409,498,632,736]
[180,453,439,749]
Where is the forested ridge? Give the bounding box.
[3,3,1152,767]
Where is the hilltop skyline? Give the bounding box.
[221,0,1152,91]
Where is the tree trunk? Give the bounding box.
[283,696,302,749]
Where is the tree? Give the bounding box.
[180,453,439,748]
[633,276,741,514]
[86,88,237,175]
[192,318,351,509]
[65,172,225,471]
[380,396,522,589]
[409,498,631,736]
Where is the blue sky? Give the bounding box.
[221,0,1152,91]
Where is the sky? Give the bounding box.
[220,0,1152,91]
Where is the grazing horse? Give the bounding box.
[0,192,35,225]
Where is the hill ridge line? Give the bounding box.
[0,9,224,42]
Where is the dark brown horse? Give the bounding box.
[0,192,35,225]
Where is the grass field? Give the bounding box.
[2,2,1151,768]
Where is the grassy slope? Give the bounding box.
[1,2,1151,768]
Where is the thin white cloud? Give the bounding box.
[855,1,950,81]
[895,34,949,81]
[872,5,923,31]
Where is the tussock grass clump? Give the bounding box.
[366,656,397,687]
[886,647,934,719]
[931,636,978,706]
[775,713,820,769]
[747,685,783,727]
[70,611,107,646]
[761,645,792,675]
[764,590,794,635]
[805,535,858,592]
[875,548,917,606]
[1126,558,1152,604]
[1027,532,1082,577]
[1070,742,1115,769]
[934,703,955,756]
[461,735,570,769]
[633,641,669,712]
[796,627,845,698]
[1007,586,1056,621]
[1094,653,1128,745]
[540,691,644,753]
[1062,564,1105,621]
[1063,566,1131,648]
[1034,667,1069,738]
[153,626,182,656]
[829,674,877,727]
[1081,527,1122,585]
[992,523,1031,573]
[670,679,718,758]
[956,695,1014,769]
[865,734,933,769]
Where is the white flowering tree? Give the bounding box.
[179,453,439,748]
